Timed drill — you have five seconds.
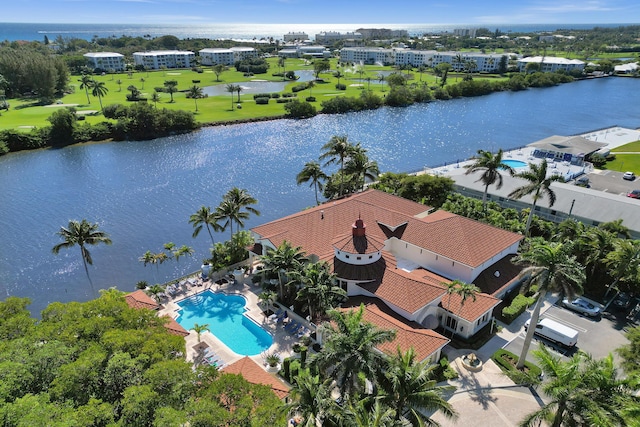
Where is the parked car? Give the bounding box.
[613,292,632,309]
[623,171,635,181]
[575,176,590,187]
[562,297,601,317]
[627,190,640,199]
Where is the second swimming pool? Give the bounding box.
[176,290,273,356]
[501,159,528,168]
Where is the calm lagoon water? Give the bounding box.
[176,291,272,355]
[1,77,640,314]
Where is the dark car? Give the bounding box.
[627,190,640,199]
[613,292,632,309]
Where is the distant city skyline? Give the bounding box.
[2,0,638,25]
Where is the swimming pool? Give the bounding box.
[501,159,528,168]
[176,290,273,355]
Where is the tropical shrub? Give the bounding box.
[284,99,316,119]
[501,293,536,323]
[254,97,270,105]
[335,83,346,90]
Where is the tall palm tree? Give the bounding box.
[189,206,222,247]
[520,346,634,427]
[151,91,161,108]
[173,245,194,263]
[187,85,203,111]
[320,135,356,198]
[341,398,398,427]
[163,80,178,102]
[79,74,93,104]
[91,80,109,111]
[599,218,631,239]
[508,160,564,236]
[344,146,380,191]
[464,149,514,206]
[146,283,165,303]
[285,370,337,427]
[226,83,237,110]
[116,79,122,92]
[313,304,396,399]
[453,53,465,79]
[455,282,480,334]
[191,323,209,343]
[604,239,640,297]
[377,73,386,92]
[235,84,243,103]
[52,219,112,291]
[334,70,343,87]
[583,227,616,283]
[377,347,457,426]
[294,261,347,322]
[261,241,307,301]
[513,242,585,369]
[296,161,328,205]
[216,187,260,238]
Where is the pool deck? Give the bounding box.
[157,273,314,372]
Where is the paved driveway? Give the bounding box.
[584,169,640,197]
[504,301,631,364]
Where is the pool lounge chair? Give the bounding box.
[285,321,301,334]
[295,326,310,338]
[268,308,284,321]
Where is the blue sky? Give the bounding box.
[2,0,638,25]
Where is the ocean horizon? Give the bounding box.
[0,22,634,43]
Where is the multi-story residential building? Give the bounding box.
[278,45,331,59]
[83,52,125,71]
[453,28,477,38]
[517,56,585,73]
[315,31,363,44]
[199,47,258,66]
[340,47,508,72]
[283,32,309,42]
[132,50,195,70]
[356,28,409,39]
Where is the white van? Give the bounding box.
[524,318,578,348]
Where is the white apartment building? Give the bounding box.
[199,47,258,66]
[283,32,309,42]
[83,52,125,71]
[340,47,507,72]
[132,50,195,70]
[315,31,363,44]
[278,45,331,59]
[517,56,585,73]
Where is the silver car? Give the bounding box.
[562,297,601,317]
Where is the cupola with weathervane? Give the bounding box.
[333,215,384,266]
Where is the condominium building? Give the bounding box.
[83,52,125,71]
[132,50,195,70]
[283,32,309,42]
[199,47,258,66]
[356,28,409,39]
[517,56,585,73]
[315,31,363,44]
[339,47,395,65]
[278,45,331,59]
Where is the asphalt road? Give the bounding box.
[505,301,632,364]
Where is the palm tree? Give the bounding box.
[261,241,307,301]
[453,53,464,79]
[191,323,209,343]
[583,227,616,283]
[235,84,243,103]
[187,85,203,111]
[285,370,337,427]
[217,187,260,238]
[455,282,480,333]
[173,245,194,263]
[189,206,222,247]
[151,91,161,108]
[91,80,109,111]
[258,290,277,314]
[520,346,634,427]
[320,135,356,198]
[513,242,585,369]
[294,261,347,322]
[296,161,328,205]
[604,239,640,297]
[313,304,396,399]
[116,79,122,92]
[344,146,379,191]
[52,219,112,293]
[508,160,565,236]
[79,74,93,104]
[334,70,343,86]
[340,398,398,427]
[146,283,165,303]
[464,149,514,206]
[599,218,631,239]
[163,80,178,102]
[139,250,156,268]
[377,347,457,426]
[377,73,386,92]
[307,80,315,98]
[225,83,237,110]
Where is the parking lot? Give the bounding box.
[584,169,640,197]
[505,299,633,363]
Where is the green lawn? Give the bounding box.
[611,140,640,152]
[603,154,640,173]
[0,57,506,131]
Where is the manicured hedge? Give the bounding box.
[502,293,536,324]
[491,349,541,379]
[254,97,270,104]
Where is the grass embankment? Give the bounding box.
[0,57,501,131]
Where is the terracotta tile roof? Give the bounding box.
[222,356,290,399]
[341,297,450,362]
[440,292,501,322]
[251,190,431,261]
[125,290,160,310]
[333,233,386,254]
[472,255,525,296]
[404,211,524,267]
[161,315,190,337]
[358,264,448,314]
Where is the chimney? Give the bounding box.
[320,210,324,220]
[352,217,366,237]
